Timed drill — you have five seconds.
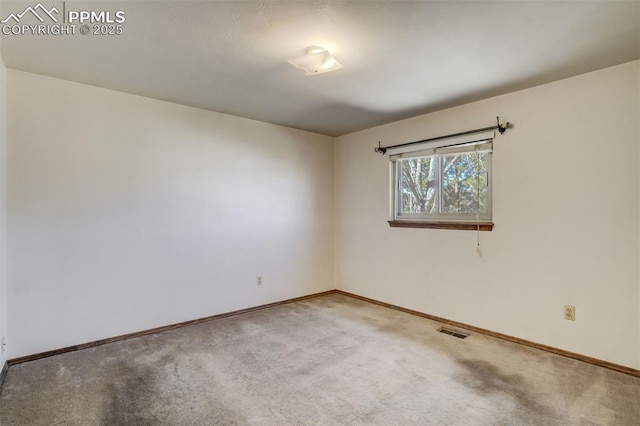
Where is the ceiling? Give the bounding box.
[1,0,639,136]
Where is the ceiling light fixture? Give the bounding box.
[287,46,343,76]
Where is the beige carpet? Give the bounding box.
[0,293,638,425]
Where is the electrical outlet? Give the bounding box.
[256,276,263,286]
[1,337,6,353]
[564,305,576,321]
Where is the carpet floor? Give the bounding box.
[0,293,638,425]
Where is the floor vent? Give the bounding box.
[437,327,468,339]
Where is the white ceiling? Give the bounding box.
[1,0,639,136]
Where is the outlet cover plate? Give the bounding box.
[564,305,576,321]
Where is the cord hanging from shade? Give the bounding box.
[476,145,482,256]
[375,116,511,155]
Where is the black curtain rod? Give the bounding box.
[374,116,511,155]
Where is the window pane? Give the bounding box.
[399,157,438,214]
[441,152,488,214]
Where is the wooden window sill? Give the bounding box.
[388,220,494,231]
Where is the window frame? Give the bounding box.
[388,136,494,230]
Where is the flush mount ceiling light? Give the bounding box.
[287,46,343,76]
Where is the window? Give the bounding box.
[389,138,493,230]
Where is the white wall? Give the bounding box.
[0,55,6,367]
[5,62,639,370]
[637,61,640,370]
[6,70,334,359]
[336,61,640,369]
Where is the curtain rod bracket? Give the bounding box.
[497,116,509,134]
[374,141,387,155]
